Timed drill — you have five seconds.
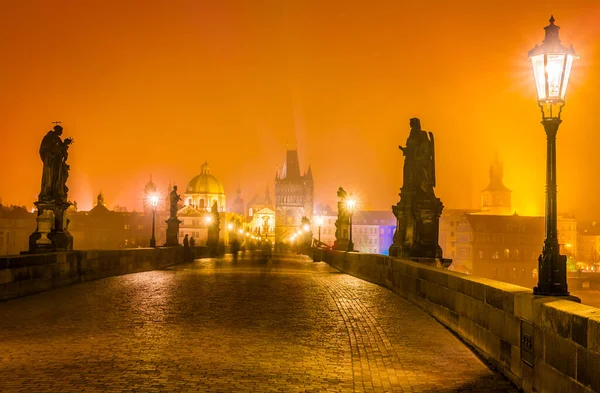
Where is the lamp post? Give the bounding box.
[227,222,233,245]
[316,216,323,244]
[347,198,356,252]
[150,195,159,247]
[529,16,578,296]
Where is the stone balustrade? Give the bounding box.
[318,249,600,393]
[0,246,207,301]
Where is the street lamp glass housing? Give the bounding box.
[205,216,212,224]
[150,195,159,208]
[529,16,578,106]
[346,199,356,214]
[316,216,324,226]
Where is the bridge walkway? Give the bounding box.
[0,253,516,392]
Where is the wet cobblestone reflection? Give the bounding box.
[0,253,516,392]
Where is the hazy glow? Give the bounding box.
[315,216,324,226]
[347,199,356,214]
[227,223,233,230]
[302,224,310,232]
[546,54,566,99]
[205,216,212,224]
[150,195,159,207]
[1,3,598,218]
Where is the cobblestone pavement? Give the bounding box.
[0,253,517,392]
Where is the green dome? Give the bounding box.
[185,162,225,195]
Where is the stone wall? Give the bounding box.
[319,249,600,393]
[0,246,207,301]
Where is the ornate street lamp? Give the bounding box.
[150,195,159,247]
[346,198,356,252]
[529,16,578,296]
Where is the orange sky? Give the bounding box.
[1,0,600,216]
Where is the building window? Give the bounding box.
[504,249,510,259]
[124,224,130,230]
[492,251,499,259]
[451,232,455,237]
[478,251,483,259]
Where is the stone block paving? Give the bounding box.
[0,253,516,392]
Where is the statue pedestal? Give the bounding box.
[28,201,73,253]
[389,192,443,260]
[333,218,350,251]
[332,239,349,251]
[165,217,181,246]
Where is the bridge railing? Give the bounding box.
[320,250,600,393]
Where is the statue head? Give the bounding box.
[173,185,178,192]
[409,118,421,131]
[53,125,63,135]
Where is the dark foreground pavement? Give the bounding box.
[0,253,516,392]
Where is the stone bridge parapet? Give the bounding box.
[0,246,208,301]
[318,249,600,393]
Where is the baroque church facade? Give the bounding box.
[274,150,314,241]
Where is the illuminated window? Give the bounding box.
[478,251,483,259]
[504,249,510,259]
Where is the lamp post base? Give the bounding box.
[534,241,569,296]
[347,241,355,252]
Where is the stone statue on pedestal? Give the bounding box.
[28,124,74,253]
[165,185,182,246]
[333,187,350,251]
[207,202,220,255]
[389,118,447,264]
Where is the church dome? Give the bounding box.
[186,162,225,195]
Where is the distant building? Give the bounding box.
[246,185,275,240]
[177,162,236,245]
[480,156,512,215]
[274,150,314,241]
[454,213,543,287]
[68,193,165,249]
[577,221,600,268]
[230,185,245,216]
[183,162,226,211]
[558,214,577,257]
[351,211,396,255]
[0,205,35,255]
[439,209,479,259]
[248,207,276,240]
[311,209,395,254]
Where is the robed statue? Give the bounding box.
[398,118,435,196]
[389,118,445,261]
[333,187,350,250]
[39,125,73,203]
[169,185,182,218]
